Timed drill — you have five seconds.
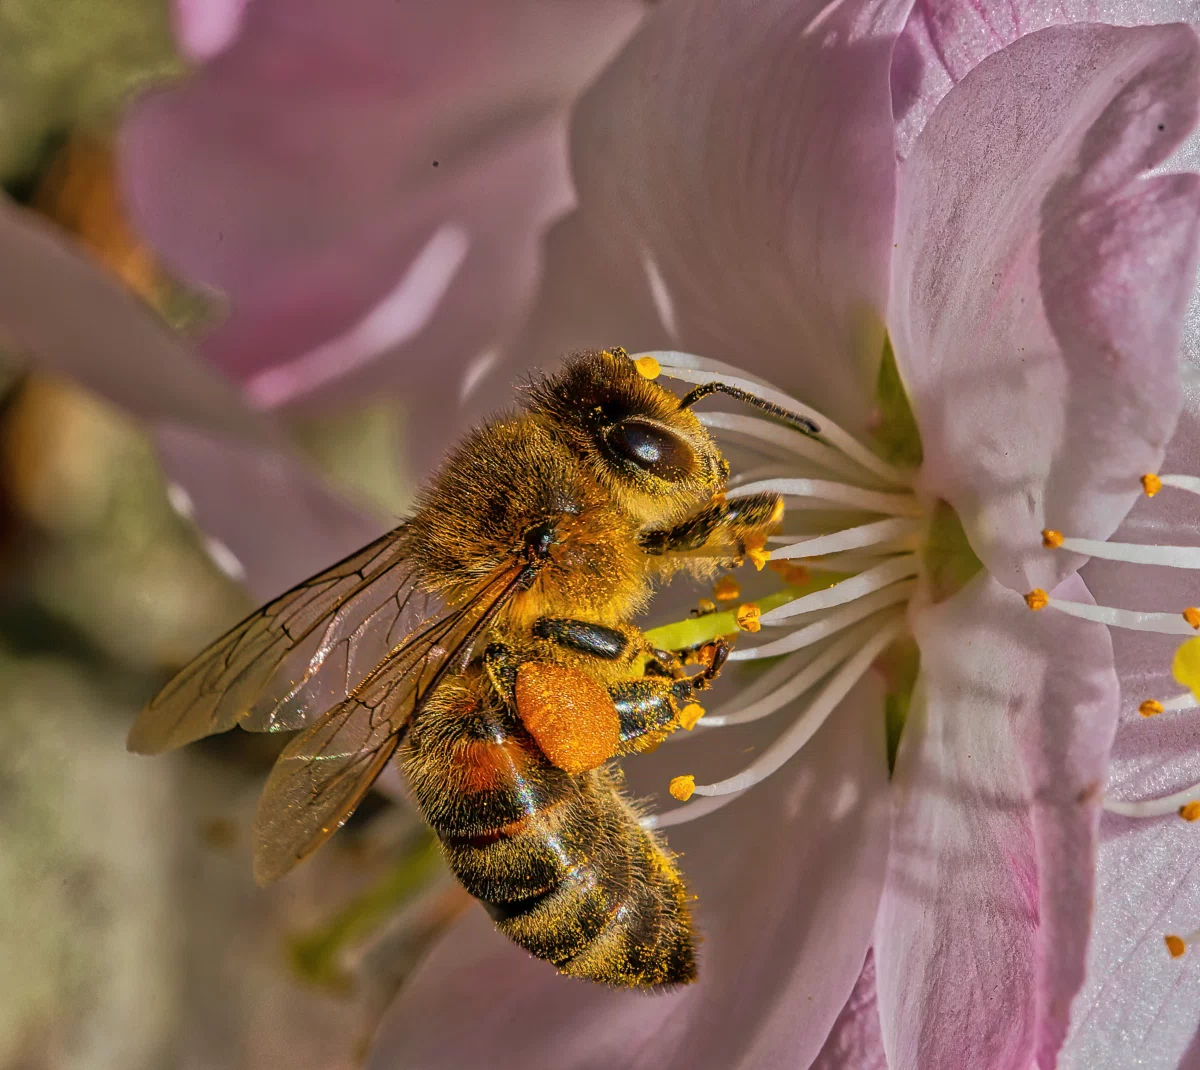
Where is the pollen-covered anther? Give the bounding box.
[713,576,741,602]
[1166,934,1188,958]
[1185,607,1200,629]
[1181,801,1200,822]
[669,774,696,802]
[678,704,705,731]
[634,354,661,380]
[747,546,771,571]
[1025,589,1050,611]
[736,603,762,632]
[1143,473,1163,497]
[1140,699,1165,717]
[1042,529,1064,549]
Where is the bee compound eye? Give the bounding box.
[605,418,695,481]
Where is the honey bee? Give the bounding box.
[128,348,802,987]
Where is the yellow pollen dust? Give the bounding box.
[1166,934,1187,958]
[713,576,741,601]
[736,603,762,632]
[678,703,705,731]
[770,560,811,585]
[1140,699,1165,717]
[634,355,661,380]
[1143,473,1163,498]
[1025,589,1049,611]
[669,774,696,802]
[748,547,771,570]
[1185,607,1200,630]
[770,497,786,524]
[696,598,717,615]
[1041,529,1064,549]
[1181,801,1200,822]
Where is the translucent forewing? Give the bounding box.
[128,527,423,753]
[251,565,532,882]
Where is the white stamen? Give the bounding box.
[1042,597,1198,635]
[759,556,919,624]
[697,412,887,485]
[730,579,916,660]
[1104,783,1200,818]
[688,619,904,797]
[703,617,894,727]
[641,791,744,830]
[640,350,914,487]
[728,478,922,517]
[1160,474,1200,496]
[1163,692,1200,711]
[1055,536,1200,569]
[772,517,923,559]
[204,536,247,582]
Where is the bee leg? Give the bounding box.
[638,492,784,559]
[530,618,630,661]
[610,677,699,754]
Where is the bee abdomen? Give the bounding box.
[403,682,696,987]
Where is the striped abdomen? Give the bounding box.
[401,675,696,987]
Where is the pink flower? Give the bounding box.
[360,3,1200,1069]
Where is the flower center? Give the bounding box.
[628,349,946,829]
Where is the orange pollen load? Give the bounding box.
[1180,801,1200,823]
[1185,607,1200,630]
[634,354,661,380]
[1041,529,1064,549]
[736,603,762,632]
[1142,473,1164,497]
[1025,589,1050,611]
[514,662,621,774]
[1140,699,1165,717]
[1166,934,1187,958]
[713,575,741,601]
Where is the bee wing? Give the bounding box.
[128,527,432,754]
[251,563,531,882]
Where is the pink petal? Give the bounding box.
[890,24,1200,594]
[811,950,888,1070]
[1060,816,1200,1068]
[369,680,891,1070]
[155,424,387,602]
[893,1,1200,158]
[876,572,1118,1070]
[503,0,911,433]
[0,194,262,442]
[120,0,642,414]
[173,0,248,60]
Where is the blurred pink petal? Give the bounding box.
[811,951,887,1070]
[120,0,643,421]
[876,573,1118,1070]
[173,0,249,61]
[890,23,1200,593]
[370,679,891,1070]
[506,0,910,432]
[0,194,262,443]
[892,1,1200,157]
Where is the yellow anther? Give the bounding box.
[736,603,762,632]
[1140,699,1165,717]
[1185,607,1200,630]
[713,576,741,601]
[1025,589,1049,611]
[1182,802,1200,822]
[1041,529,1064,549]
[634,355,661,379]
[669,774,696,801]
[1143,473,1163,497]
[696,598,717,615]
[747,546,771,571]
[1166,934,1187,958]
[678,703,705,731]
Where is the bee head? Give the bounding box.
[526,349,729,526]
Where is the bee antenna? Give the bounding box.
[677,382,821,437]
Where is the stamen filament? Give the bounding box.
[685,619,904,797]
[1104,783,1200,818]
[702,617,896,727]
[1033,596,1199,635]
[771,517,923,559]
[1046,534,1200,569]
[638,350,914,487]
[730,579,916,660]
[1157,474,1200,496]
[1164,692,1200,711]
[696,412,878,484]
[758,556,919,624]
[729,478,922,518]
[641,791,745,830]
